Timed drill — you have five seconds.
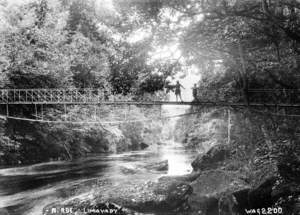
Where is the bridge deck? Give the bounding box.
[0,88,299,106]
[1,101,300,108]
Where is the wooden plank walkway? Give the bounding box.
[1,100,300,107]
[0,88,299,106]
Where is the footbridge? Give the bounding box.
[0,88,299,124]
[0,88,299,106]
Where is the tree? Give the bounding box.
[139,73,165,94]
[113,0,164,21]
[159,0,300,103]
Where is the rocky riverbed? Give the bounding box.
[41,141,299,215]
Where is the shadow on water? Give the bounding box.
[0,143,197,215]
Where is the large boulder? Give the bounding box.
[247,162,278,209]
[188,169,250,215]
[248,176,277,209]
[271,182,300,215]
[0,209,9,215]
[140,142,149,150]
[248,162,300,214]
[191,144,231,171]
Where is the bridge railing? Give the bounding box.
[0,88,299,104]
[195,88,300,104]
[0,88,108,104]
[247,89,300,104]
[195,88,243,103]
[0,88,167,104]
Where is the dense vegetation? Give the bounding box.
[0,0,299,214]
[166,0,300,214]
[0,0,170,165]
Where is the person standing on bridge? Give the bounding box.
[175,81,185,102]
[192,83,198,101]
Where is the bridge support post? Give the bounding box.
[35,104,38,119]
[64,104,67,121]
[94,105,97,121]
[6,103,9,117]
[41,104,44,120]
[128,104,131,120]
[159,105,162,118]
[124,108,127,121]
[227,108,231,145]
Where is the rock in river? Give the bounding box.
[120,166,141,175]
[191,144,231,172]
[142,160,168,171]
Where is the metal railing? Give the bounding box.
[0,88,110,104]
[195,88,300,104]
[0,88,299,105]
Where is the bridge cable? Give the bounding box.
[1,111,203,125]
[1,106,300,125]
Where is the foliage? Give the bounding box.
[68,32,110,88]
[66,0,108,42]
[1,0,299,168]
[176,105,300,213]
[0,0,171,92]
[139,73,165,94]
[113,0,164,20]
[0,129,21,165]
[0,0,171,165]
[160,0,300,103]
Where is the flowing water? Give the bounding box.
[0,103,197,215]
[0,142,197,215]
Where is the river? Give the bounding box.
[0,142,197,215]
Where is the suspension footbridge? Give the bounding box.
[0,88,299,105]
[0,88,299,124]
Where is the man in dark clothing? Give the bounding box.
[192,83,198,101]
[175,81,185,102]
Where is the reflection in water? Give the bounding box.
[0,143,196,215]
[161,142,193,175]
